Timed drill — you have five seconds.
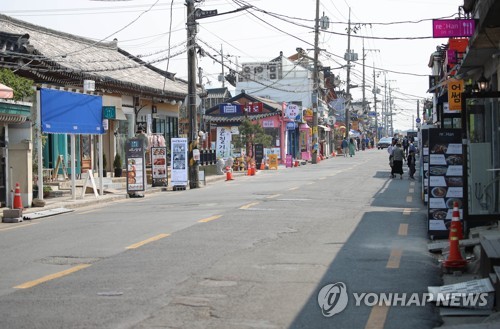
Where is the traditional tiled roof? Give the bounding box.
[0,14,188,99]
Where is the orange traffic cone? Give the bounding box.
[260,161,265,170]
[225,166,234,181]
[13,182,23,210]
[449,201,463,240]
[443,235,467,270]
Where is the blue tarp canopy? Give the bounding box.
[40,88,104,134]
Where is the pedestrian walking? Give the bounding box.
[341,138,349,157]
[407,149,416,179]
[349,138,356,157]
[391,142,405,179]
[402,136,409,157]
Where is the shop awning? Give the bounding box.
[0,83,14,99]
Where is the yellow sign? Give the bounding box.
[448,79,464,111]
[268,154,278,170]
[312,126,318,134]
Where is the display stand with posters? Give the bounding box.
[126,138,146,197]
[171,138,188,190]
[427,128,464,239]
[151,147,168,187]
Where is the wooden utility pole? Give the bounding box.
[186,0,199,188]
[345,8,352,140]
[311,0,320,164]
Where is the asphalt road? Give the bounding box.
[0,149,442,329]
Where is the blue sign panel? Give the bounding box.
[286,122,296,130]
[219,104,242,114]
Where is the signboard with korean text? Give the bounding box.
[216,127,232,159]
[285,104,301,120]
[126,138,145,193]
[447,79,464,111]
[171,138,188,187]
[102,106,116,119]
[151,147,167,186]
[246,102,263,113]
[268,154,278,170]
[427,128,464,239]
[286,154,293,168]
[432,19,475,38]
[219,104,242,115]
[255,144,264,167]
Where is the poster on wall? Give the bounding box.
[427,128,464,239]
[126,138,145,193]
[151,146,168,187]
[171,138,188,188]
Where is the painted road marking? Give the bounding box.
[266,194,281,199]
[14,264,91,289]
[365,305,389,329]
[410,182,415,187]
[386,249,403,269]
[398,224,409,236]
[239,202,260,210]
[409,188,414,193]
[126,233,170,249]
[0,222,38,232]
[198,215,222,223]
[406,195,413,203]
[288,187,299,191]
[403,208,411,216]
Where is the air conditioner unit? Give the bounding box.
[269,73,277,80]
[269,64,277,73]
[243,73,251,80]
[254,66,264,74]
[243,66,252,73]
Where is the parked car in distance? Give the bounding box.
[377,137,393,149]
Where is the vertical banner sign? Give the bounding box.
[126,138,145,193]
[216,127,232,159]
[427,129,464,239]
[421,129,430,204]
[448,79,464,111]
[171,138,188,188]
[286,154,293,168]
[151,147,167,186]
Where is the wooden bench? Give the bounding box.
[480,235,500,277]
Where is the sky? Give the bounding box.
[1,0,463,131]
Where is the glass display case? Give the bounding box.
[463,93,500,217]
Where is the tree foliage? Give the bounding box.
[233,118,273,150]
[0,69,34,101]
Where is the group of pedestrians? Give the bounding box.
[341,137,357,157]
[387,137,416,179]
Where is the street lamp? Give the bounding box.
[477,74,489,92]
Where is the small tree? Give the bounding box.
[233,118,272,158]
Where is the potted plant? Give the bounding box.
[43,185,52,198]
[113,154,123,177]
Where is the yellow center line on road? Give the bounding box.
[386,249,403,269]
[403,208,412,216]
[0,222,38,232]
[365,305,389,329]
[406,195,413,203]
[14,264,91,289]
[239,202,260,210]
[398,224,409,236]
[198,215,222,223]
[266,194,281,199]
[126,233,170,250]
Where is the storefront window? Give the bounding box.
[466,96,500,215]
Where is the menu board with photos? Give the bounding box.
[151,146,168,186]
[427,128,464,239]
[126,138,146,192]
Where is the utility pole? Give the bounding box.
[220,44,225,88]
[372,67,378,141]
[311,0,320,164]
[345,7,352,140]
[186,0,199,188]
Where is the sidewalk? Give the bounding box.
[2,171,250,221]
